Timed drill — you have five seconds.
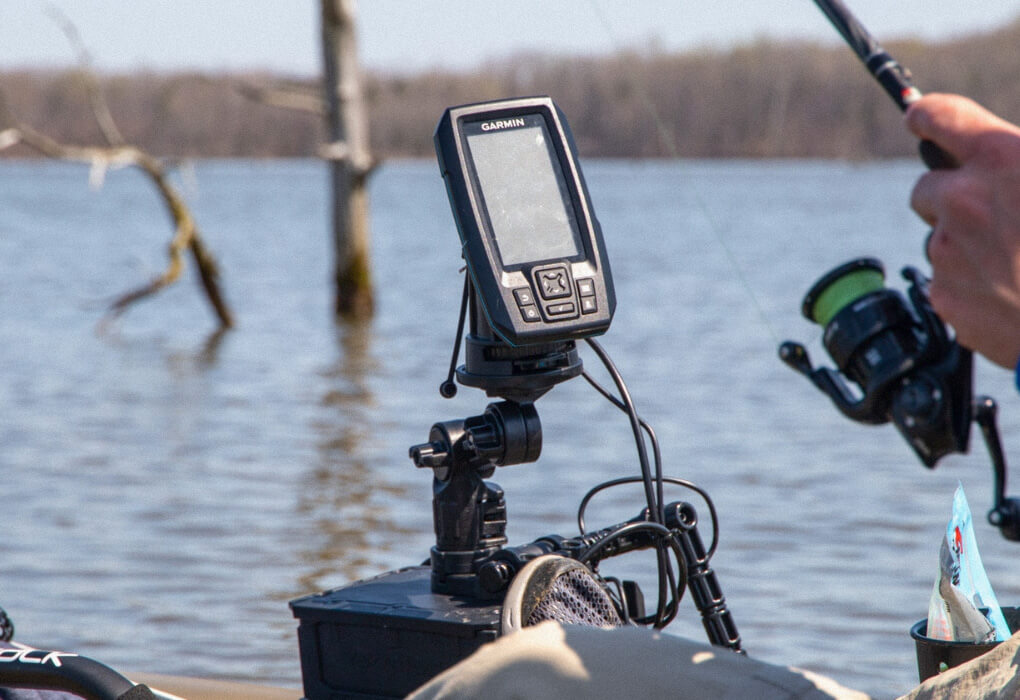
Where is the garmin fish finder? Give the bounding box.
[290,95,743,700]
[435,96,615,347]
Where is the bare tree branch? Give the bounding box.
[315,140,379,177]
[1,120,234,328]
[232,76,383,178]
[43,3,125,147]
[0,128,24,152]
[234,79,326,116]
[0,9,235,330]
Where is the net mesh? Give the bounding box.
[527,567,623,628]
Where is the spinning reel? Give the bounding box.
[780,257,1020,541]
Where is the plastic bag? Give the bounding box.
[926,483,1010,642]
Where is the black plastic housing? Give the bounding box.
[290,566,501,699]
[435,96,615,346]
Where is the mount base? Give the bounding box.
[291,566,502,699]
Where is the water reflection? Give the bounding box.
[92,319,230,369]
[295,319,414,594]
[194,325,229,366]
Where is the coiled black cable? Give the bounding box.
[580,338,724,628]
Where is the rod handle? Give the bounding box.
[920,139,959,170]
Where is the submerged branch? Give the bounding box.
[0,121,234,329]
[0,9,234,330]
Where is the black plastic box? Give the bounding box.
[291,566,502,699]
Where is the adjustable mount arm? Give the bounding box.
[410,400,543,597]
[665,502,742,652]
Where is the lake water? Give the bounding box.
[3,158,1020,698]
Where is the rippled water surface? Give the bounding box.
[4,158,1020,698]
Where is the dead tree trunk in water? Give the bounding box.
[321,0,375,319]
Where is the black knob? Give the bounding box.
[409,442,447,468]
[477,560,513,593]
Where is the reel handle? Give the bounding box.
[975,396,1020,541]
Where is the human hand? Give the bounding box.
[907,93,1020,369]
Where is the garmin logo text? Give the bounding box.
[480,118,526,132]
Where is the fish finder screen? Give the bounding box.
[466,120,583,267]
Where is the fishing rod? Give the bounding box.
[782,1,1020,543]
[811,0,957,170]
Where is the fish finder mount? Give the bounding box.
[410,96,617,596]
[291,98,708,700]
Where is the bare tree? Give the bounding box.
[321,0,375,319]
[232,1,377,319]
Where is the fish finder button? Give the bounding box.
[534,264,573,301]
[519,305,541,322]
[513,287,541,323]
[546,302,576,316]
[513,287,536,306]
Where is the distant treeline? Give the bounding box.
[3,17,1019,160]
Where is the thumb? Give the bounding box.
[905,93,1012,163]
